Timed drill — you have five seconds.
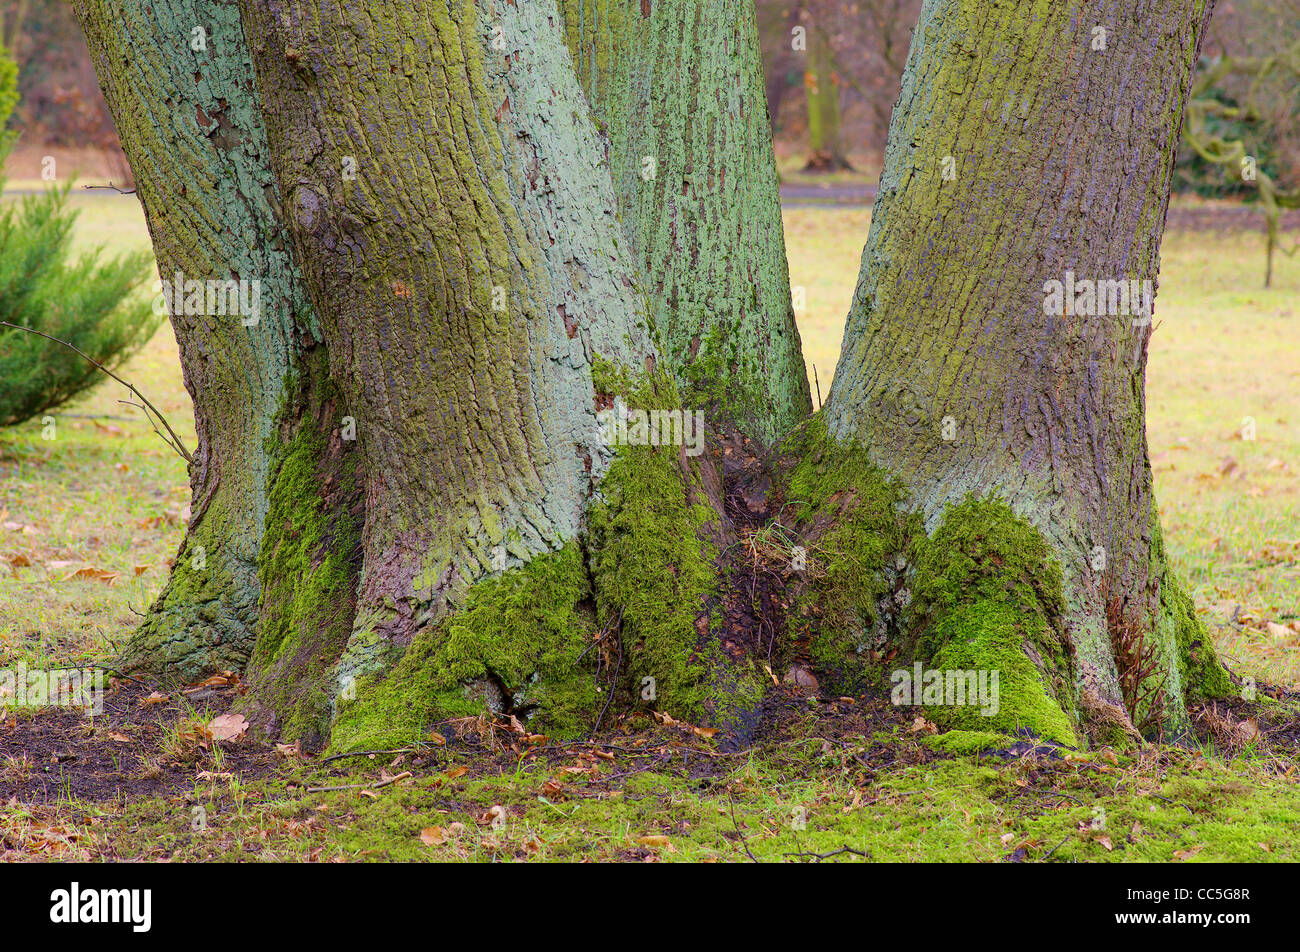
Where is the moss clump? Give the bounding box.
[329,543,598,752]
[780,415,917,695]
[244,414,360,750]
[1163,581,1234,702]
[586,431,720,721]
[922,600,1077,745]
[921,729,1020,756]
[909,497,1078,747]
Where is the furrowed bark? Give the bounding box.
[822,0,1233,737]
[559,0,812,444]
[74,0,316,681]
[236,0,668,715]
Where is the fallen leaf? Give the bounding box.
[207,713,248,741]
[420,826,447,847]
[1174,845,1204,861]
[108,731,131,743]
[636,834,670,848]
[141,691,169,706]
[445,766,469,780]
[1097,835,1113,851]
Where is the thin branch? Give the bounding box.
[1,321,193,463]
[81,182,137,195]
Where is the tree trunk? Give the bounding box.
[558,0,811,444]
[74,0,317,681]
[230,0,767,750]
[814,0,1233,741]
[802,14,849,172]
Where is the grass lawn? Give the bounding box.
[1,188,1297,862]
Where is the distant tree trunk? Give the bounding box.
[74,0,315,681]
[819,0,1233,739]
[560,0,811,443]
[801,14,850,172]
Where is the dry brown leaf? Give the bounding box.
[141,691,169,706]
[108,731,131,743]
[419,826,447,847]
[445,766,469,780]
[636,834,670,848]
[1174,845,1204,861]
[65,566,118,584]
[207,713,248,741]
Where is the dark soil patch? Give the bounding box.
[0,679,284,803]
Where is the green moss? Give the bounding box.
[244,415,360,749]
[921,729,1020,756]
[1164,581,1234,702]
[780,415,917,695]
[909,497,1078,746]
[329,543,597,753]
[923,600,1077,746]
[587,431,720,721]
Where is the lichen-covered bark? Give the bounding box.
[236,0,666,699]
[824,0,1232,734]
[559,0,812,444]
[74,0,315,680]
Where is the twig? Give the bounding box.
[589,608,623,739]
[1040,836,1070,862]
[728,791,759,863]
[783,845,868,862]
[81,182,137,195]
[307,770,412,793]
[0,321,193,463]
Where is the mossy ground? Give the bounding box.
[6,679,1299,862]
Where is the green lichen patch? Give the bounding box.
[329,543,598,753]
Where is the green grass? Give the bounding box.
[0,190,190,669]
[7,727,1299,862]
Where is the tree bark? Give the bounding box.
[819,0,1233,738]
[74,0,317,681]
[559,0,812,444]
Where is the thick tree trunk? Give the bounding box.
[559,0,812,443]
[74,0,317,681]
[230,0,753,750]
[816,0,1233,740]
